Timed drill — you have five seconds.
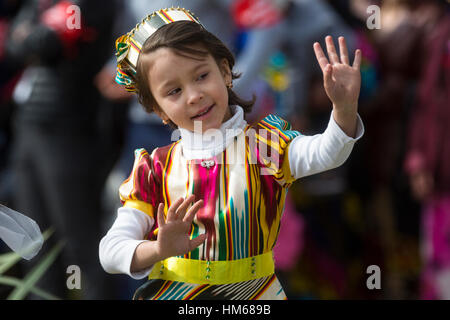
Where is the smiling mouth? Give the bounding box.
[191,104,215,119]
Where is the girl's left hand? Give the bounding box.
[313,36,362,114]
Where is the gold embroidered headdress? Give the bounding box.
[115,7,203,92]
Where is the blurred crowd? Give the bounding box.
[0,0,448,300]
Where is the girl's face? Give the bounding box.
[145,45,232,133]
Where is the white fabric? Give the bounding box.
[288,111,364,179]
[0,204,43,260]
[177,105,248,160]
[99,108,364,278]
[99,206,154,279]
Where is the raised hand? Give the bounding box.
[156,195,206,259]
[313,36,362,137]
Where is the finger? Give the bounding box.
[325,35,340,65]
[175,194,196,220]
[157,203,166,227]
[189,233,207,251]
[313,42,329,73]
[166,197,185,222]
[352,49,362,70]
[324,64,333,89]
[183,199,204,224]
[338,36,350,65]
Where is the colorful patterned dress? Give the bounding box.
[118,114,300,300]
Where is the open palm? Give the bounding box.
[156,195,206,259]
[314,36,362,112]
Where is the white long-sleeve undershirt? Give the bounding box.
[99,207,154,279]
[288,111,364,179]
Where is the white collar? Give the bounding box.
[177,105,247,160]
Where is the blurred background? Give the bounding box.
[0,0,449,299]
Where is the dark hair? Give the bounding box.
[135,20,255,128]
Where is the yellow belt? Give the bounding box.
[149,251,275,285]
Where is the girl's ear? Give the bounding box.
[154,107,170,124]
[219,58,232,85]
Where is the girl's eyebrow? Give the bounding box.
[159,79,177,92]
[188,62,209,73]
[159,62,210,92]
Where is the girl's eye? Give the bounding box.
[168,88,181,96]
[197,73,209,81]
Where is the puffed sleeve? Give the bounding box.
[248,114,301,188]
[118,148,163,220]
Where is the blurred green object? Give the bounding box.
[263,51,290,92]
[0,228,64,300]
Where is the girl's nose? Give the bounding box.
[186,86,203,105]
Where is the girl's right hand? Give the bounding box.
[155,195,206,260]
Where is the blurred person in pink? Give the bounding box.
[404,1,450,300]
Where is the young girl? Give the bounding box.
[99,7,364,300]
